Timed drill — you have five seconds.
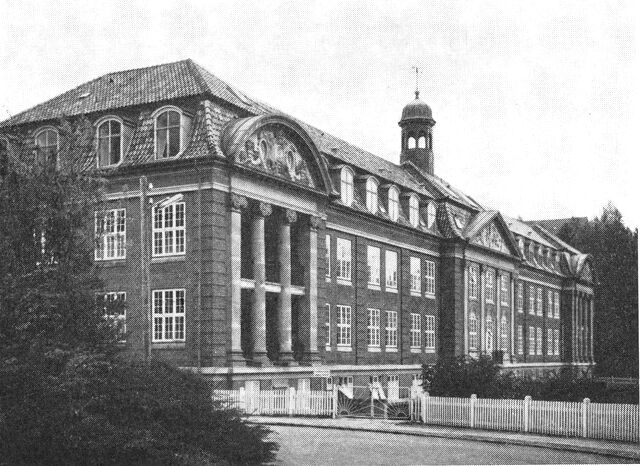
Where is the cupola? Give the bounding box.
[399,90,436,175]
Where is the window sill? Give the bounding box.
[386,287,398,294]
[152,342,186,349]
[325,346,331,352]
[367,346,381,352]
[336,279,352,287]
[410,347,421,353]
[425,293,436,300]
[368,284,381,291]
[425,348,436,354]
[336,346,352,352]
[97,258,127,266]
[325,277,331,282]
[410,291,422,297]
[385,347,398,353]
[152,255,186,263]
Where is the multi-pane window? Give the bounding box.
[485,315,494,353]
[529,326,535,355]
[97,292,126,341]
[325,234,331,279]
[153,202,185,256]
[367,245,381,287]
[155,109,181,158]
[410,313,421,348]
[517,283,524,312]
[468,265,478,300]
[536,288,543,316]
[367,308,381,347]
[425,260,436,297]
[500,316,508,350]
[425,315,436,350]
[340,167,354,206]
[95,209,126,260]
[35,128,58,164]
[536,327,543,355]
[500,275,508,305]
[485,270,495,303]
[548,290,554,318]
[517,325,523,355]
[337,305,352,346]
[554,292,560,319]
[97,119,122,167]
[469,312,479,351]
[547,329,553,355]
[152,289,185,342]
[385,310,398,348]
[426,202,436,229]
[325,304,331,349]
[554,329,560,355]
[528,285,535,314]
[410,257,421,294]
[385,250,397,290]
[409,195,419,227]
[388,187,399,222]
[336,238,352,282]
[365,177,378,214]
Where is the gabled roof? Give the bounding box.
[462,210,521,257]
[531,217,588,236]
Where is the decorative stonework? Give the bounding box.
[230,193,248,212]
[309,215,322,231]
[256,201,272,217]
[472,222,508,253]
[284,209,298,224]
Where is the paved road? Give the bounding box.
[267,425,633,465]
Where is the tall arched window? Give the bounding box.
[469,312,478,351]
[407,135,416,149]
[388,186,399,222]
[426,201,436,229]
[486,315,494,353]
[365,177,378,214]
[155,107,182,158]
[35,128,59,164]
[340,167,354,206]
[97,118,122,167]
[408,194,419,227]
[500,316,508,351]
[418,132,426,149]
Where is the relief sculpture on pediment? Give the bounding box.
[471,222,509,253]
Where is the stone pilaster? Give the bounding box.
[250,201,272,366]
[277,209,297,366]
[589,297,595,362]
[227,193,247,366]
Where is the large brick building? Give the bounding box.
[0,59,595,391]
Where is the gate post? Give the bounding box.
[370,389,375,418]
[288,387,296,417]
[582,398,590,438]
[524,396,532,433]
[470,394,477,428]
[421,392,428,423]
[238,387,246,413]
[332,384,338,419]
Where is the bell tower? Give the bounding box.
[399,90,436,175]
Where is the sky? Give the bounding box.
[1,0,638,228]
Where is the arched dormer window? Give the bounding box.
[518,238,525,256]
[96,117,123,167]
[0,137,8,177]
[408,194,419,227]
[407,135,416,149]
[418,132,426,149]
[35,127,59,165]
[426,201,436,229]
[154,106,183,159]
[388,186,399,222]
[340,166,354,206]
[365,176,378,214]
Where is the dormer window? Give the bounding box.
[154,107,182,159]
[518,238,525,256]
[97,118,122,167]
[340,166,354,206]
[426,202,436,229]
[388,186,399,222]
[408,194,419,227]
[365,177,378,214]
[35,128,59,164]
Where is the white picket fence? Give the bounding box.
[213,388,335,417]
[411,393,640,442]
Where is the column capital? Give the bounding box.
[309,215,322,231]
[283,209,298,224]
[230,193,248,212]
[255,201,272,217]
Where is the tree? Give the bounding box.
[558,204,639,377]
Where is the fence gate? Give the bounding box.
[335,385,414,420]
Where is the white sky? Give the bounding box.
[1,0,638,227]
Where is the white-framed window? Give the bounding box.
[528,285,535,314]
[385,250,398,290]
[469,312,479,351]
[367,245,381,287]
[517,325,523,355]
[409,194,419,227]
[500,316,508,350]
[337,305,352,346]
[340,167,354,206]
[536,327,542,355]
[325,303,331,349]
[485,315,494,353]
[153,202,185,256]
[35,127,59,164]
[425,314,436,351]
[554,292,560,319]
[152,288,185,342]
[547,291,553,318]
[155,107,182,158]
[485,270,495,303]
[336,238,352,282]
[388,186,400,222]
[425,260,436,297]
[410,256,421,294]
[365,177,378,214]
[547,328,553,356]
[468,265,478,300]
[500,275,509,305]
[95,208,126,260]
[554,329,560,355]
[96,118,122,167]
[338,375,353,388]
[517,283,524,313]
[536,288,543,316]
[529,326,535,355]
[97,292,126,341]
[325,234,331,279]
[410,313,421,348]
[385,310,398,348]
[367,308,381,347]
[426,201,436,229]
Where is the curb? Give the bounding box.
[249,419,640,461]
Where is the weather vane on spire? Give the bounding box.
[412,66,420,99]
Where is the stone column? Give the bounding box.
[250,201,272,366]
[300,215,321,365]
[277,209,297,366]
[572,290,578,363]
[228,194,247,366]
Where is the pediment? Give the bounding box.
[470,221,511,254]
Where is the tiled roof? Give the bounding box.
[503,215,556,249]
[530,217,588,236]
